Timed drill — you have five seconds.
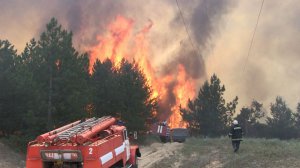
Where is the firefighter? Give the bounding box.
[228,120,243,152]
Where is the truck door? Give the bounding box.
[123,129,130,161]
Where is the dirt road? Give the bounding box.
[139,142,184,168]
[0,142,25,168]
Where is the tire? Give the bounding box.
[160,136,167,143]
[111,160,124,168]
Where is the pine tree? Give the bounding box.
[236,100,265,136]
[91,59,120,116]
[17,18,90,131]
[38,18,90,129]
[181,74,238,136]
[266,96,294,139]
[0,40,19,136]
[91,59,157,131]
[118,59,157,131]
[294,103,300,129]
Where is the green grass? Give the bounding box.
[157,137,300,168]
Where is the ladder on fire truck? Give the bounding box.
[37,116,115,145]
[56,116,111,142]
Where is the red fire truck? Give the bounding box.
[26,116,141,168]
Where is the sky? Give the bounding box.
[206,0,300,111]
[0,0,299,113]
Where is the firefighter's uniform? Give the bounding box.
[228,122,243,152]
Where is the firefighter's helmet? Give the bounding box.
[233,120,238,125]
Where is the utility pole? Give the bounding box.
[47,55,53,131]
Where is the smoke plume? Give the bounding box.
[0,0,236,122]
[206,0,300,111]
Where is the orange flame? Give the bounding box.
[169,65,196,128]
[89,15,133,70]
[89,16,196,128]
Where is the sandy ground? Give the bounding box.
[138,142,184,168]
[0,142,25,168]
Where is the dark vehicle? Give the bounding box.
[152,123,189,143]
[170,128,189,142]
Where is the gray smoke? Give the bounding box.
[157,0,235,119]
[191,0,235,48]
[0,0,236,119]
[206,0,300,111]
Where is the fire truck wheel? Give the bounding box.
[160,136,167,143]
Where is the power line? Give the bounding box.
[175,0,202,57]
[243,0,265,71]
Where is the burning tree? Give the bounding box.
[88,15,199,128]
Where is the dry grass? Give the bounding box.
[0,140,25,168]
[155,137,300,168]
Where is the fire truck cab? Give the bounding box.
[26,116,141,168]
